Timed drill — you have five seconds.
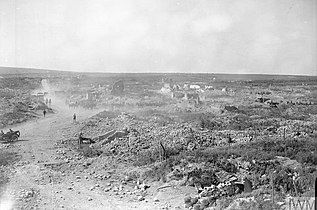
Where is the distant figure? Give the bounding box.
[73,113,77,122]
[43,110,47,118]
[78,132,84,145]
[49,98,51,106]
[227,134,233,146]
[45,98,48,105]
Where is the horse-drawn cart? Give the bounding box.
[0,130,20,142]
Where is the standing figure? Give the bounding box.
[73,113,77,122]
[48,98,52,106]
[43,109,47,117]
[45,98,48,105]
[227,133,233,147]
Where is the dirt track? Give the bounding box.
[1,100,136,209]
[0,100,192,210]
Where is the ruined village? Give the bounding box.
[0,70,317,210]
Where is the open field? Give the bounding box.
[1,67,317,210]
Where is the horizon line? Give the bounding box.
[0,66,316,77]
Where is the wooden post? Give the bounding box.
[253,127,256,141]
[252,171,256,188]
[315,177,317,209]
[283,127,286,156]
[283,127,286,141]
[271,171,275,209]
[159,141,166,162]
[293,178,298,197]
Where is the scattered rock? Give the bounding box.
[184,196,192,204]
[193,204,201,210]
[138,196,145,201]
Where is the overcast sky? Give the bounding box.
[0,0,316,75]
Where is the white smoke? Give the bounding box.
[0,192,15,210]
[41,79,50,92]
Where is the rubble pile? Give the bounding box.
[61,82,317,209]
[76,113,259,157]
[169,157,314,209]
[166,162,251,209]
[276,120,316,137]
[0,87,51,128]
[73,110,317,169]
[18,188,39,201]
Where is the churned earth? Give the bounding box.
[0,99,195,210]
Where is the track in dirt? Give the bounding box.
[0,99,175,210]
[0,100,115,210]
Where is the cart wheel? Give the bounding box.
[11,135,18,142]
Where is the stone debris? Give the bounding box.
[18,188,39,200]
[53,80,317,210]
[137,195,145,201]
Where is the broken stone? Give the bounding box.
[104,187,111,192]
[184,196,192,204]
[193,204,201,210]
[138,196,145,201]
[184,203,192,209]
[191,197,198,205]
[244,178,252,193]
[125,175,132,181]
[200,197,210,208]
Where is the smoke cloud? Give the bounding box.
[0,191,14,210]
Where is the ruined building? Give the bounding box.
[111,80,124,96]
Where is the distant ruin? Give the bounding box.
[111,80,124,96]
